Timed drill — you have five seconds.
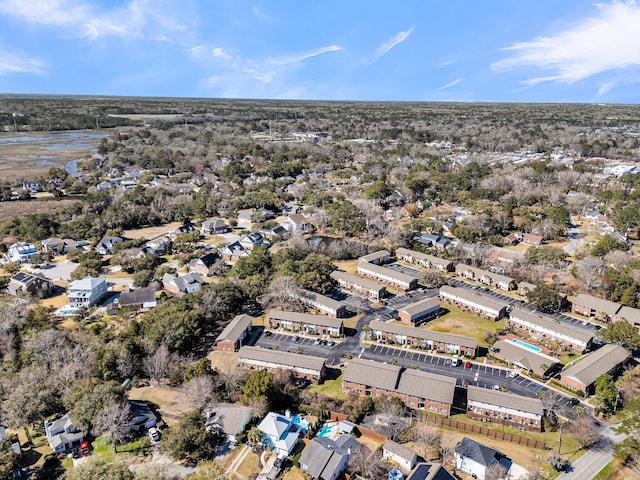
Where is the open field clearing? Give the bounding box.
[0,198,78,224]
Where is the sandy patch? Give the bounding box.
[123,222,185,240]
[128,386,192,422]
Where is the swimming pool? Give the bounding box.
[317,423,338,438]
[291,415,310,435]
[511,338,542,353]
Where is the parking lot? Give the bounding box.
[253,331,342,365]
[361,343,583,416]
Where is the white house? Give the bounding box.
[68,276,108,308]
[383,439,418,472]
[8,242,39,263]
[282,213,311,233]
[455,437,512,480]
[257,412,300,456]
[44,414,85,454]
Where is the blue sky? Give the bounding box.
[0,1,639,102]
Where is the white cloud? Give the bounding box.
[0,0,187,40]
[212,47,232,61]
[270,45,342,66]
[0,46,44,76]
[374,27,414,60]
[437,78,462,90]
[492,1,640,88]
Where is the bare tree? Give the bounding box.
[546,451,568,472]
[182,375,216,413]
[259,276,302,309]
[438,433,457,466]
[96,400,132,452]
[567,416,599,449]
[574,258,604,293]
[485,462,508,480]
[143,344,173,385]
[412,423,441,461]
[376,398,406,440]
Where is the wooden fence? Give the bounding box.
[416,411,546,450]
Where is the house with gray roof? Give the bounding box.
[257,412,299,456]
[8,272,55,298]
[205,403,253,443]
[572,293,621,321]
[439,286,507,320]
[216,314,254,352]
[383,439,418,472]
[162,272,203,295]
[342,358,456,415]
[454,264,514,291]
[490,340,562,378]
[455,437,512,480]
[561,344,631,394]
[44,413,85,455]
[95,236,123,255]
[119,287,157,310]
[466,385,544,432]
[238,346,327,383]
[299,437,350,480]
[201,218,230,235]
[358,250,391,265]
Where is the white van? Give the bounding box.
[451,355,459,367]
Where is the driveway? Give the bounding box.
[32,261,78,281]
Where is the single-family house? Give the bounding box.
[439,286,508,320]
[7,242,39,263]
[395,248,454,272]
[68,276,108,308]
[398,298,441,325]
[572,293,621,321]
[220,242,249,262]
[216,314,254,352]
[205,403,253,443]
[466,386,544,432]
[368,320,478,357]
[383,439,418,472]
[406,463,455,480]
[188,252,219,277]
[507,311,593,353]
[259,225,289,241]
[129,400,157,433]
[357,263,418,291]
[8,272,55,298]
[561,344,631,394]
[238,346,327,383]
[330,271,387,299]
[522,233,543,245]
[143,236,172,255]
[119,288,157,310]
[201,218,230,235]
[257,412,300,456]
[268,310,343,336]
[162,272,203,295]
[490,340,562,378]
[300,437,351,480]
[44,414,85,455]
[169,223,196,240]
[358,250,391,265]
[292,289,348,318]
[282,213,312,233]
[455,437,512,480]
[343,358,456,416]
[240,232,266,250]
[41,238,82,255]
[95,236,123,255]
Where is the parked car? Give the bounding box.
[509,371,519,378]
[465,360,472,368]
[327,341,335,347]
[314,338,322,345]
[79,441,90,456]
[291,336,299,343]
[451,355,459,367]
[148,427,161,442]
[264,330,272,337]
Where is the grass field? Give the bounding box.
[306,373,346,399]
[236,451,261,478]
[427,305,505,347]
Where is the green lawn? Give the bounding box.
[306,373,346,399]
[426,305,505,348]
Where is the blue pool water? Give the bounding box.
[511,338,542,353]
[317,423,338,438]
[291,415,309,435]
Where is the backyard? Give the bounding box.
[422,305,506,348]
